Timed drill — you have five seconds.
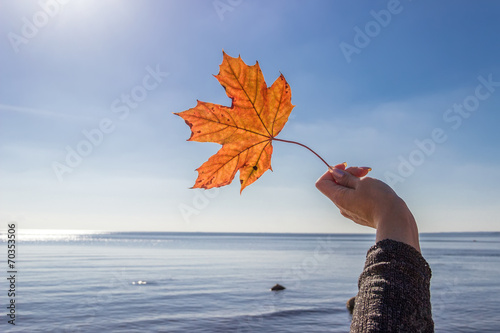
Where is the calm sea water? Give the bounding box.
[1,231,499,332]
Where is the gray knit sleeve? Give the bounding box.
[350,239,434,332]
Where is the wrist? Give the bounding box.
[374,201,421,252]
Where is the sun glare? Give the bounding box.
[0,229,105,242]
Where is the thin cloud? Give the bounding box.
[0,103,92,121]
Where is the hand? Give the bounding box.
[316,164,421,252]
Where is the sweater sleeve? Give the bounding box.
[350,239,434,333]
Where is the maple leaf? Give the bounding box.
[175,51,354,192]
[175,51,296,192]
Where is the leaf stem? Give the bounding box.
[272,138,333,170]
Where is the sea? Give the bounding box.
[1,231,499,333]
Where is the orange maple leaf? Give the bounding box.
[175,52,336,192]
[175,51,294,192]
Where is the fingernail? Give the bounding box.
[362,167,372,171]
[330,168,345,178]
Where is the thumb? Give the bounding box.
[330,167,359,189]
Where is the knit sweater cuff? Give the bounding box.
[365,238,431,280]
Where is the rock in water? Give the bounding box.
[270,283,285,291]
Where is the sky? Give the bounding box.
[1,0,499,234]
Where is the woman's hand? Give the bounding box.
[316,164,421,252]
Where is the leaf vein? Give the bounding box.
[226,59,272,137]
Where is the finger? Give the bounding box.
[332,162,347,171]
[329,167,359,189]
[316,170,352,201]
[316,170,357,215]
[340,210,353,220]
[316,169,336,184]
[345,166,372,178]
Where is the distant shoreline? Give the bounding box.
[9,229,500,236]
[3,229,499,243]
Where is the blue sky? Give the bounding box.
[1,0,499,233]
